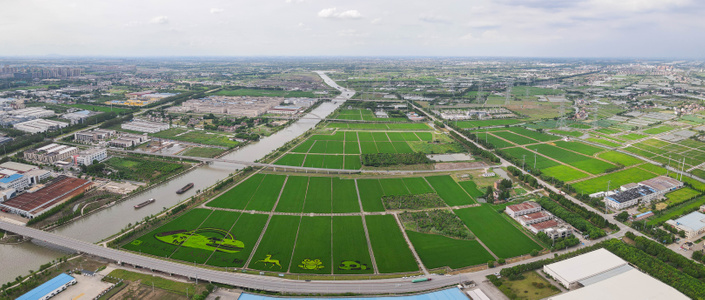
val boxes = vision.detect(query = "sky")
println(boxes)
[0,0,704,58]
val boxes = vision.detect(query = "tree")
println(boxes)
[615,211,629,222]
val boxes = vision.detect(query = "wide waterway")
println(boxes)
[0,72,352,284]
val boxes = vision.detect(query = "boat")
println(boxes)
[176,183,194,194]
[134,198,155,209]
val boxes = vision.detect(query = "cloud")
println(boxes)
[210,8,224,14]
[318,8,362,19]
[370,18,382,25]
[149,16,169,25]
[337,29,368,37]
[419,13,452,24]
[285,0,305,3]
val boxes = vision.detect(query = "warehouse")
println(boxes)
[17,273,76,300]
[0,176,91,218]
[604,185,656,210]
[121,120,169,133]
[547,268,688,300]
[666,211,705,239]
[543,248,628,289]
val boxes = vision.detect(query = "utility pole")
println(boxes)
[534,152,537,169]
[607,180,611,192]
[523,154,526,170]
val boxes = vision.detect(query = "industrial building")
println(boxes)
[62,110,98,124]
[666,211,705,239]
[604,176,683,210]
[13,119,69,133]
[516,211,552,226]
[0,175,91,218]
[24,143,79,164]
[543,248,629,289]
[108,133,148,148]
[16,273,77,300]
[121,120,169,133]
[547,265,687,300]
[74,148,107,166]
[175,96,283,117]
[7,107,55,119]
[505,201,541,218]
[74,128,116,143]
[0,174,30,191]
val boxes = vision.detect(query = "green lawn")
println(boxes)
[406,231,494,269]
[455,205,542,258]
[365,215,419,273]
[180,147,226,158]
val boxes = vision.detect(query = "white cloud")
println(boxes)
[318,8,363,19]
[285,0,305,3]
[460,33,474,40]
[210,8,224,14]
[149,16,169,25]
[370,18,382,25]
[337,29,368,37]
[419,13,452,24]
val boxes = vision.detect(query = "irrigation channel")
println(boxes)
[0,72,352,284]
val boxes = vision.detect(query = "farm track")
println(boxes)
[355,179,380,274]
[392,213,429,276]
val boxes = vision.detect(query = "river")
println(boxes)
[0,72,351,284]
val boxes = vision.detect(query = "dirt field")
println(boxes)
[434,161,487,170]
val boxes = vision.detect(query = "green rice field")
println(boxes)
[571,167,658,194]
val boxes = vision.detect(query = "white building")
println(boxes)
[666,211,705,239]
[517,211,552,226]
[604,185,658,210]
[13,119,69,133]
[24,143,79,164]
[121,120,169,133]
[0,174,30,191]
[547,268,688,300]
[543,248,629,289]
[505,201,541,218]
[8,107,55,118]
[74,148,107,166]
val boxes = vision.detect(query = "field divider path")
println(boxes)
[166,209,215,259]
[518,144,596,176]
[203,205,248,265]
[392,212,429,276]
[286,216,304,273]
[355,179,379,274]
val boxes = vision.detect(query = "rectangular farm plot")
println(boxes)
[365,215,419,273]
[207,174,265,209]
[379,178,411,195]
[169,210,239,264]
[325,141,345,154]
[357,179,385,212]
[391,142,414,153]
[400,132,421,141]
[290,216,332,274]
[292,140,314,153]
[500,147,559,170]
[572,167,658,194]
[244,174,287,211]
[474,133,515,149]
[387,132,405,142]
[344,131,358,142]
[553,141,604,156]
[332,216,373,274]
[458,181,485,199]
[406,231,494,269]
[213,212,268,266]
[415,132,433,141]
[357,132,374,142]
[402,177,434,194]
[344,142,360,154]
[308,140,327,154]
[507,127,558,142]
[275,176,309,213]
[541,165,590,182]
[302,155,325,168]
[249,215,301,272]
[303,177,332,213]
[425,176,475,206]
[376,142,396,154]
[455,206,541,258]
[332,178,361,213]
[122,209,212,259]
[598,151,643,166]
[360,142,378,154]
[274,154,305,167]
[322,155,344,169]
[372,132,390,142]
[344,156,362,170]
[492,131,537,145]
[532,144,615,174]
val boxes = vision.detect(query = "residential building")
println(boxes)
[74,148,107,166]
[24,143,79,164]
[505,201,541,218]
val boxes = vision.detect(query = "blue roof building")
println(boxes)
[17,273,76,300]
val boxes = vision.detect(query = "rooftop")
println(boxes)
[640,176,682,192]
[239,288,467,300]
[17,273,75,300]
[0,161,37,173]
[506,201,540,212]
[544,248,628,284]
[530,219,559,231]
[0,174,23,183]
[518,211,551,221]
[548,268,688,300]
[672,211,705,232]
[606,185,655,203]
